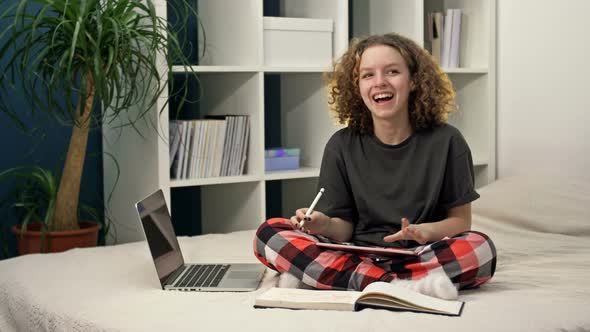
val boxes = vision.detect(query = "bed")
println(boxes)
[1,173,589,332]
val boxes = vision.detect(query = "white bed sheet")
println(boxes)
[1,173,589,332]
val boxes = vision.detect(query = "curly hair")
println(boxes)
[325,33,456,134]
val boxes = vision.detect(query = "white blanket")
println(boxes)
[1,173,589,332]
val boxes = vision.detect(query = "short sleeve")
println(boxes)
[315,133,357,222]
[438,133,480,210]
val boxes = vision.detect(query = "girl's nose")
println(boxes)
[373,73,386,86]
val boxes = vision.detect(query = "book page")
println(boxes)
[255,288,360,311]
[359,282,463,315]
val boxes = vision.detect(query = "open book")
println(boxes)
[254,282,464,316]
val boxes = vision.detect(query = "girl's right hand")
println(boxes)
[289,208,330,235]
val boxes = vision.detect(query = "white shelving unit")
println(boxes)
[103,0,496,244]
[103,0,347,243]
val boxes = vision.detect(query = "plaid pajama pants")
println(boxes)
[254,218,497,291]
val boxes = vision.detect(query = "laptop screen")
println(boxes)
[136,190,184,287]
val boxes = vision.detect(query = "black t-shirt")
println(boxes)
[315,124,480,248]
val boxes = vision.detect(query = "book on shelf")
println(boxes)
[434,8,462,68]
[234,116,249,176]
[169,121,183,172]
[210,120,227,177]
[227,116,243,176]
[217,115,234,177]
[196,121,208,178]
[428,12,444,64]
[441,8,453,67]
[186,121,194,178]
[448,9,462,68]
[188,121,200,178]
[238,116,250,175]
[169,121,180,164]
[215,119,229,177]
[254,281,464,316]
[205,115,250,177]
[202,121,214,177]
[175,121,190,179]
[169,116,250,180]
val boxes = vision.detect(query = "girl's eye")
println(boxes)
[361,73,373,79]
[388,70,400,74]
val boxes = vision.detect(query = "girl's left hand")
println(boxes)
[383,218,431,244]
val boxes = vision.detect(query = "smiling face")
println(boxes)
[358,44,414,126]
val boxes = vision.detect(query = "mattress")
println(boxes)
[1,172,589,332]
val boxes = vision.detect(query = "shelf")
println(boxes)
[473,158,489,167]
[444,67,488,74]
[171,65,332,73]
[169,174,262,187]
[172,65,261,73]
[264,167,321,181]
[262,66,330,73]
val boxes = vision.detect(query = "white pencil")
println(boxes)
[300,188,325,228]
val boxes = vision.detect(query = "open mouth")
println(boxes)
[372,93,393,104]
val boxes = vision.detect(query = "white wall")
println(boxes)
[497,0,590,178]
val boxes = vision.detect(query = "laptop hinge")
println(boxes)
[162,265,186,287]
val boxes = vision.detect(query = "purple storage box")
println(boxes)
[265,148,300,171]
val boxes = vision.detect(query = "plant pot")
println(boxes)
[11,221,101,255]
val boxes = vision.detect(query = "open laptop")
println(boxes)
[135,189,265,292]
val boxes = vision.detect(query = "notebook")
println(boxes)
[314,234,424,257]
[315,242,421,257]
[135,189,265,292]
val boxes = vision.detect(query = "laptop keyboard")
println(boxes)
[176,264,230,288]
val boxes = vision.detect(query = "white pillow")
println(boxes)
[472,172,590,237]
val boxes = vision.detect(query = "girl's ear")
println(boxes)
[410,80,416,91]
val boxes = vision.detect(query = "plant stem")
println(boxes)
[51,74,95,231]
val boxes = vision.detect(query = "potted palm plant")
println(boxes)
[0,0,200,253]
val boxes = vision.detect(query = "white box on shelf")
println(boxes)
[263,17,333,67]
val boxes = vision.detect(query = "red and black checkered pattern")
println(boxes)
[254,218,496,291]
